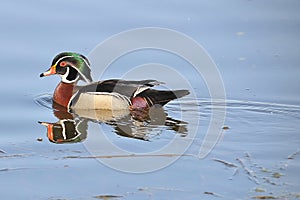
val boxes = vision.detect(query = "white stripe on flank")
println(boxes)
[133,86,150,97]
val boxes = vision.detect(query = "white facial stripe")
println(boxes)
[55,55,91,70]
[68,62,91,83]
[60,67,79,83]
[55,55,73,66]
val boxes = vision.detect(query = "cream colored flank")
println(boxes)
[72,92,130,110]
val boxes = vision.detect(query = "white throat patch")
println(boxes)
[60,67,79,83]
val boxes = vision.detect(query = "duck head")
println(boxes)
[40,52,93,83]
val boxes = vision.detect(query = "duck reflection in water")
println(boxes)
[38,52,189,143]
[38,101,188,144]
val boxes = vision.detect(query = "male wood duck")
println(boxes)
[40,52,189,110]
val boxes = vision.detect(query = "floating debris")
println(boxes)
[295,193,300,198]
[204,191,214,195]
[252,195,276,199]
[0,167,30,172]
[138,186,187,192]
[212,158,237,168]
[245,152,251,158]
[0,154,31,158]
[204,191,222,197]
[94,195,122,199]
[231,168,239,179]
[260,167,270,173]
[37,138,43,142]
[236,158,259,184]
[213,158,239,180]
[287,149,300,160]
[255,188,266,193]
[263,177,277,186]
[272,172,283,178]
[222,126,230,130]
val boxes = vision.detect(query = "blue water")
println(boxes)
[0,0,300,199]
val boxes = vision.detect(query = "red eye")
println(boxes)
[60,61,67,67]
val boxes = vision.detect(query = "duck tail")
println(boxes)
[138,89,189,106]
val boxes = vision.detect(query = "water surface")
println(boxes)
[0,0,299,199]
